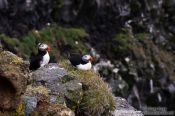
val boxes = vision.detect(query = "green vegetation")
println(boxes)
[113,33,131,52]
[60,60,116,115]
[0,34,19,47]
[105,32,131,58]
[0,25,89,59]
[105,32,150,59]
[134,33,150,41]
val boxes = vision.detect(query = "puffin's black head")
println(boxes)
[37,43,52,53]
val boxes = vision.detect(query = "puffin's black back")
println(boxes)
[69,53,88,66]
[29,50,47,70]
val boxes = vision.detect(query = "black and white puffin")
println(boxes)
[29,43,52,70]
[69,53,93,70]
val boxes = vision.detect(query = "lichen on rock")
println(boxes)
[31,101,75,116]
[0,50,29,111]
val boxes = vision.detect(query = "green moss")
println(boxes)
[20,25,88,59]
[61,75,74,84]
[64,28,88,39]
[53,26,88,51]
[134,33,150,41]
[108,33,131,58]
[113,33,130,50]
[106,32,150,59]
[0,34,19,47]
[60,60,116,115]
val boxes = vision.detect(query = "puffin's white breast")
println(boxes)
[76,62,92,70]
[40,52,50,67]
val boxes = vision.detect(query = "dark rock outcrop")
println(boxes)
[0,0,52,37]
[57,0,175,50]
[112,97,143,116]
[96,35,175,111]
[0,50,29,110]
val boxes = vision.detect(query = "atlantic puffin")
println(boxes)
[69,53,93,70]
[29,43,52,70]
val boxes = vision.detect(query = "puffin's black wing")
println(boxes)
[69,53,83,66]
[29,54,42,70]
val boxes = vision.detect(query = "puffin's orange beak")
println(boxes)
[89,56,95,62]
[47,46,52,52]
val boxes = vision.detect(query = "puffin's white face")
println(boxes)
[38,43,48,51]
[82,55,92,62]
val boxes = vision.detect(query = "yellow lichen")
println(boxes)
[15,102,25,116]
[0,51,23,65]
[11,57,24,65]
[26,85,49,97]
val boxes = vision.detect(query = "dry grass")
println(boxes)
[59,60,116,115]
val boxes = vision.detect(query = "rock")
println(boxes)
[0,50,29,110]
[112,97,143,116]
[0,0,8,10]
[0,0,52,37]
[109,78,129,98]
[31,101,75,116]
[23,96,37,116]
[27,62,116,115]
[31,63,67,87]
[30,63,83,103]
[24,63,83,115]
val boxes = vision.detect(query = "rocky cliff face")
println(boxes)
[0,0,52,37]
[0,51,143,116]
[1,0,175,47]
[55,0,175,50]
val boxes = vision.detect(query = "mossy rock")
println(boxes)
[31,101,75,116]
[0,51,29,111]
[60,60,116,116]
